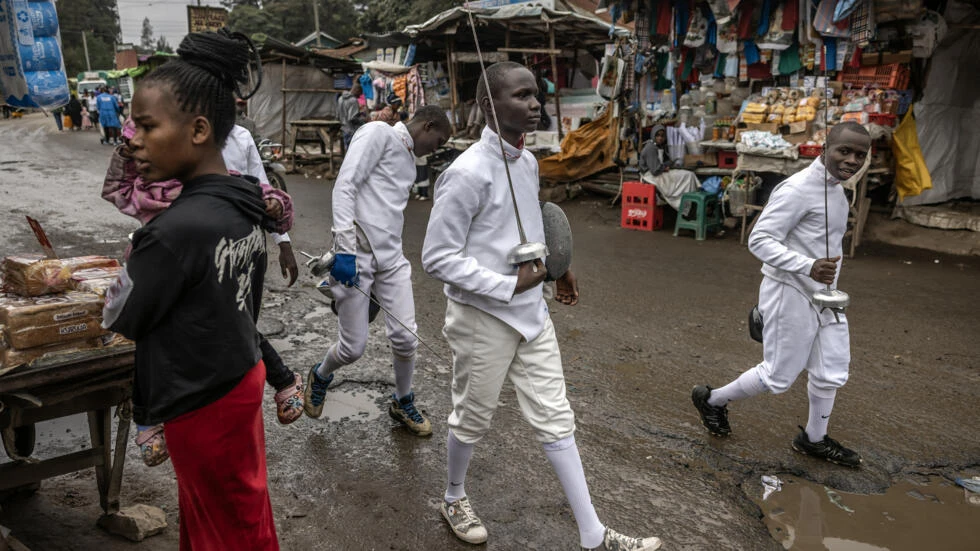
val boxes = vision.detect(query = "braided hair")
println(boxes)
[141,29,260,145]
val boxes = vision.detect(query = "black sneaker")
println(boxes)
[791,426,862,468]
[691,385,731,437]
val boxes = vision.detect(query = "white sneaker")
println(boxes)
[441,497,488,544]
[584,527,662,551]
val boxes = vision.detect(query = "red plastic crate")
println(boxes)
[839,63,910,90]
[621,181,663,231]
[868,113,898,126]
[717,150,738,169]
[799,144,823,158]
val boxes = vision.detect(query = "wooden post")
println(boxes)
[505,28,511,61]
[548,27,563,142]
[280,58,287,147]
[446,36,458,132]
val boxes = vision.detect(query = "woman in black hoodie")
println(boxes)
[102,30,279,550]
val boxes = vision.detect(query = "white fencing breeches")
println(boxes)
[756,277,850,397]
[330,245,418,365]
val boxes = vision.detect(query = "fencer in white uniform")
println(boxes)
[692,122,872,468]
[423,61,662,551]
[303,108,451,437]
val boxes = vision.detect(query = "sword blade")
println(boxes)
[348,283,451,365]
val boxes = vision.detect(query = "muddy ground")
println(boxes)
[1,114,978,550]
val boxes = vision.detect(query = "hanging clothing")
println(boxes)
[738,0,758,39]
[359,73,374,100]
[782,0,800,30]
[777,42,803,74]
[757,0,773,36]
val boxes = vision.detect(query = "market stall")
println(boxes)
[0,252,134,519]
[595,0,948,251]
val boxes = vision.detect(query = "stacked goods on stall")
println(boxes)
[0,255,129,374]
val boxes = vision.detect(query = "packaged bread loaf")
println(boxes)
[71,267,123,297]
[0,292,108,349]
[0,335,109,375]
[2,255,120,296]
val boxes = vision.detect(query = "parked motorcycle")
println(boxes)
[258,139,287,192]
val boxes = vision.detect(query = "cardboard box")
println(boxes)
[683,154,718,168]
[861,51,912,66]
[737,122,780,134]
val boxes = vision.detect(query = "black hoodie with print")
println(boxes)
[106,174,272,426]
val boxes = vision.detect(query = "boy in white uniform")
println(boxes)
[423,61,662,551]
[304,106,451,436]
[692,122,871,468]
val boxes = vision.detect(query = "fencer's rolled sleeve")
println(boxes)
[749,186,816,276]
[422,169,518,303]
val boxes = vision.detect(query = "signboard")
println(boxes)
[463,0,556,9]
[186,6,228,34]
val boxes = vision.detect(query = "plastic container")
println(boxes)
[717,150,738,168]
[839,63,910,90]
[621,182,663,231]
[799,144,823,157]
[705,91,717,115]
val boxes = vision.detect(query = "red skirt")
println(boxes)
[164,361,279,550]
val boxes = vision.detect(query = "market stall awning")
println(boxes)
[404,2,630,49]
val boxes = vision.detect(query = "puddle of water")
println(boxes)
[753,475,980,551]
[320,386,384,423]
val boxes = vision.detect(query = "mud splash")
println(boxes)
[750,474,980,550]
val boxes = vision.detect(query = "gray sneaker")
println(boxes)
[584,528,662,551]
[441,496,488,544]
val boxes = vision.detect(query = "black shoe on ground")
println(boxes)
[691,385,731,437]
[791,426,862,468]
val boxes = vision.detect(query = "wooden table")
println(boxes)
[0,346,135,515]
[288,119,343,175]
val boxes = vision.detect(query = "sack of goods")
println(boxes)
[0,255,130,375]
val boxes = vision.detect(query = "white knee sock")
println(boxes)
[805,383,836,443]
[543,436,605,549]
[392,352,415,400]
[445,430,474,503]
[316,346,344,378]
[708,367,768,407]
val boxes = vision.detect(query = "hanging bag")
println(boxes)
[892,106,933,201]
[683,7,709,48]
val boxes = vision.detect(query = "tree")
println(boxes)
[56,0,121,75]
[140,17,154,50]
[228,4,284,39]
[358,0,461,34]
[155,36,174,53]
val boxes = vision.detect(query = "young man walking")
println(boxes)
[423,61,662,551]
[692,122,872,468]
[305,106,451,436]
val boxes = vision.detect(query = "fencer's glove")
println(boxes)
[330,253,359,287]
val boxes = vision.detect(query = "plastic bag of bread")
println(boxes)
[1,335,110,375]
[0,292,109,349]
[2,255,120,297]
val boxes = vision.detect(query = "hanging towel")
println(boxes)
[782,0,800,30]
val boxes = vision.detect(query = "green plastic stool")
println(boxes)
[673,191,724,240]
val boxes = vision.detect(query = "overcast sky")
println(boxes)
[116,0,227,48]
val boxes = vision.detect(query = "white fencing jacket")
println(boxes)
[331,121,416,270]
[749,157,848,299]
[222,124,289,244]
[423,127,549,342]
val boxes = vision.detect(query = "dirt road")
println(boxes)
[2,114,978,550]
